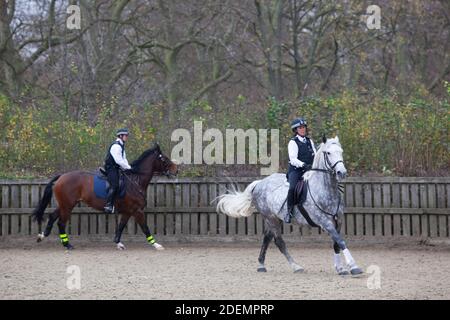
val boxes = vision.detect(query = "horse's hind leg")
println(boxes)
[272,220,304,273]
[257,228,274,272]
[52,181,78,250]
[274,235,304,273]
[37,208,60,242]
[57,212,74,250]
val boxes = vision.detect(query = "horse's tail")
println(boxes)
[216,180,261,218]
[32,175,61,225]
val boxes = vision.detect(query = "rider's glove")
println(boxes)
[124,168,137,174]
[290,159,304,168]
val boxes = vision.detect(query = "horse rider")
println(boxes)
[285,117,317,223]
[103,128,132,214]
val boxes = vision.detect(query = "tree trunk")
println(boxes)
[0,0,23,98]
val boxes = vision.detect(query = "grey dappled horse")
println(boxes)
[216,136,363,276]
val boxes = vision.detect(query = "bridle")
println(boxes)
[122,172,147,206]
[323,151,344,174]
[157,153,175,177]
[308,148,344,176]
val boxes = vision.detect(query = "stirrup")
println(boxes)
[104,206,115,214]
[285,204,294,223]
[284,212,292,223]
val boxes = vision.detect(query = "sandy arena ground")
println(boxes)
[1,239,449,300]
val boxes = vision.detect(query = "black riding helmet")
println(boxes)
[291,118,307,132]
[116,128,129,136]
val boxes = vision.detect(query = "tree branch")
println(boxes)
[187,69,233,106]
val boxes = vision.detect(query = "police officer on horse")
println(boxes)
[285,118,317,223]
[104,128,132,214]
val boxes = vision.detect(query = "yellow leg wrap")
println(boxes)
[147,235,155,244]
[59,234,69,244]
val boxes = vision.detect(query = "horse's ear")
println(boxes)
[154,142,161,152]
[322,134,327,144]
[335,136,339,142]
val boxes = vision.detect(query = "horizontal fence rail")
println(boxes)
[0,177,449,240]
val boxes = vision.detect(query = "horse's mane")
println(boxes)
[131,146,159,169]
[312,143,325,168]
[304,145,324,181]
[304,137,342,181]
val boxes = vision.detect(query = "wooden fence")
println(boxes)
[0,177,449,241]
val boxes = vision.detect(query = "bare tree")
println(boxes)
[0,0,86,98]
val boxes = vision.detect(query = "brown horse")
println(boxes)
[32,143,178,250]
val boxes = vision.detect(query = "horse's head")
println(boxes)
[321,135,347,181]
[152,143,178,177]
[131,143,178,178]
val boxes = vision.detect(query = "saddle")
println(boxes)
[94,168,126,199]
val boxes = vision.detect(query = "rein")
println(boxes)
[122,172,147,207]
[122,152,173,207]
[306,180,341,218]
[304,151,344,219]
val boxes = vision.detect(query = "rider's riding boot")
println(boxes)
[285,189,295,223]
[104,188,116,214]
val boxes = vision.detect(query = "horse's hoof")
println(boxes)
[116,242,126,250]
[350,267,363,276]
[336,267,350,276]
[64,244,74,250]
[36,233,44,243]
[293,267,304,273]
[257,267,267,273]
[152,243,164,251]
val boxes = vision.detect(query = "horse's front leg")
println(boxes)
[322,219,363,276]
[114,215,130,250]
[134,210,164,250]
[332,218,350,275]
[333,241,349,275]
